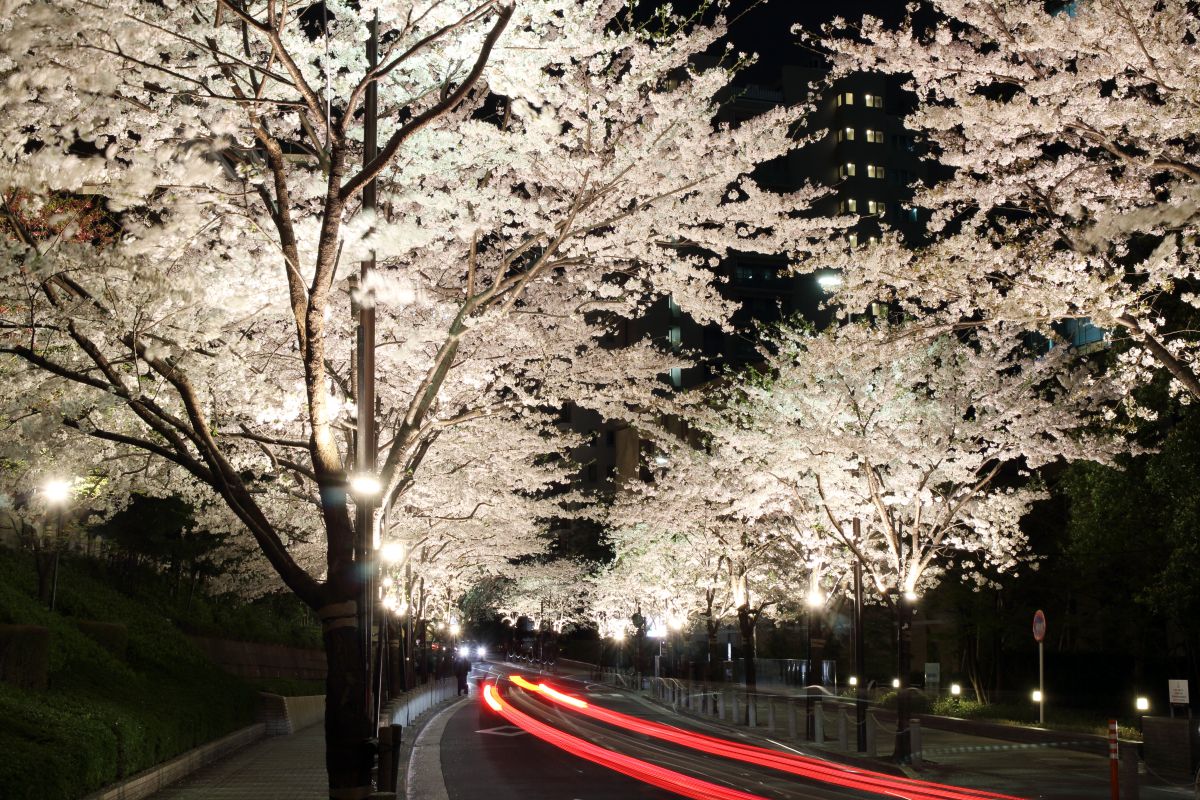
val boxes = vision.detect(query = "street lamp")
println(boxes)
[42,480,71,612]
[950,682,962,697]
[349,473,382,497]
[380,541,404,564]
[1135,696,1149,712]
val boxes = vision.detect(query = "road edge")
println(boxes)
[404,695,468,800]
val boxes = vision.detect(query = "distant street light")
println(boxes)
[892,678,901,689]
[849,676,858,686]
[43,480,71,504]
[1135,696,1150,712]
[1031,689,1043,703]
[449,621,461,637]
[950,683,962,697]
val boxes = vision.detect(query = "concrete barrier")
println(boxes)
[257,693,324,735]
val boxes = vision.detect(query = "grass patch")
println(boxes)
[929,696,1141,739]
[0,550,261,800]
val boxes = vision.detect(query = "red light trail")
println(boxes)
[507,676,1029,800]
[481,683,770,800]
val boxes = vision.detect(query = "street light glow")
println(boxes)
[43,480,71,504]
[1031,689,1043,703]
[349,473,381,496]
[892,678,900,688]
[380,541,404,564]
[904,590,919,602]
[1135,696,1149,712]
[950,683,962,696]
[449,622,461,637]
[816,272,843,291]
[848,676,858,686]
[807,589,824,608]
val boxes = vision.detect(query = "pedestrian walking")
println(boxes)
[455,653,470,696]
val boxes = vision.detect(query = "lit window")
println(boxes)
[668,296,681,317]
[866,164,885,179]
[837,127,855,142]
[840,162,856,178]
[908,207,920,222]
[848,233,858,247]
[668,326,681,350]
[836,92,854,106]
[840,198,858,214]
[669,367,682,388]
[867,200,885,216]
[865,128,884,143]
[868,235,879,245]
[863,93,884,108]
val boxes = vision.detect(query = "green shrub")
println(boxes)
[930,695,988,717]
[877,688,931,714]
[74,621,128,660]
[0,550,258,800]
[0,625,49,690]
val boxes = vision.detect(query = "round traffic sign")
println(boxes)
[1032,609,1047,643]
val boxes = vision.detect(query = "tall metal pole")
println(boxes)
[49,507,64,612]
[1038,640,1045,725]
[853,517,866,751]
[356,12,380,735]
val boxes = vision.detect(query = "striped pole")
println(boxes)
[1108,719,1119,800]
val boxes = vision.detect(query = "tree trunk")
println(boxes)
[893,594,913,763]
[737,604,757,692]
[320,598,374,800]
[706,617,720,682]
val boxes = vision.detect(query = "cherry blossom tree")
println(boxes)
[603,441,815,688]
[702,320,1123,759]
[822,0,1200,400]
[1,0,832,789]
[0,0,835,786]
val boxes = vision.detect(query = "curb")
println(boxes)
[83,723,267,800]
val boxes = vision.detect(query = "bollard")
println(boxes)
[732,693,740,725]
[748,694,757,727]
[378,724,394,794]
[767,698,776,733]
[814,701,825,743]
[910,719,923,767]
[837,707,848,751]
[865,710,877,757]
[787,703,798,739]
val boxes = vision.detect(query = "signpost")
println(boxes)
[1168,679,1190,718]
[1033,610,1047,725]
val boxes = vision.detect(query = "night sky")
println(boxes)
[687,0,908,82]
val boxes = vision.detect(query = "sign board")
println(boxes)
[1168,679,1190,705]
[924,662,941,690]
[1032,609,1047,643]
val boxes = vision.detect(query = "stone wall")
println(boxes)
[189,636,325,681]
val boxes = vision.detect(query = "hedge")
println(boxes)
[0,550,259,800]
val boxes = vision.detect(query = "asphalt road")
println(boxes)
[439,663,884,800]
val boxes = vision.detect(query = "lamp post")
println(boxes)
[852,518,867,751]
[43,480,71,612]
[806,585,823,738]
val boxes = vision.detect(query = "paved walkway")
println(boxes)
[148,724,326,800]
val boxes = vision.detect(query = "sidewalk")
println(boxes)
[147,724,326,800]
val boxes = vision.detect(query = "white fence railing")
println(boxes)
[383,676,457,727]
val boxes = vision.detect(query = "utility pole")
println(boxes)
[355,12,380,736]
